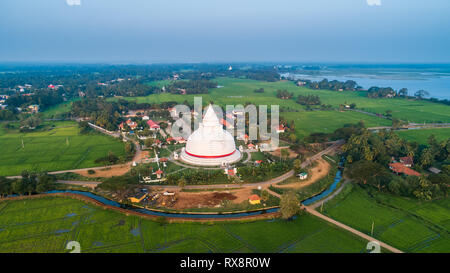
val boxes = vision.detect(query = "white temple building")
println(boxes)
[180,105,241,166]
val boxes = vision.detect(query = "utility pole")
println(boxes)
[371,221,374,236]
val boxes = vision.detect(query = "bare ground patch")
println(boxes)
[274,158,330,189]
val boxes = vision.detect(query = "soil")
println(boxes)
[75,164,131,178]
[274,158,331,189]
[170,191,240,209]
[269,148,298,159]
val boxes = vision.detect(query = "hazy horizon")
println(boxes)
[1,0,450,63]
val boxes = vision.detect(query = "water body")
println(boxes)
[41,167,345,219]
[281,64,450,100]
[46,190,279,219]
[301,161,344,206]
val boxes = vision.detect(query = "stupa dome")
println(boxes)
[180,105,241,166]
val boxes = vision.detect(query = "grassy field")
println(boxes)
[40,99,78,119]
[395,128,450,145]
[321,183,450,253]
[133,78,450,123]
[0,121,126,176]
[0,196,377,253]
[281,111,391,139]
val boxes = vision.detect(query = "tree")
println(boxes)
[261,190,270,202]
[0,177,12,197]
[392,118,406,130]
[289,133,297,143]
[178,178,187,189]
[398,88,408,97]
[280,191,300,220]
[281,149,290,161]
[21,115,42,129]
[11,179,24,195]
[78,121,92,134]
[293,159,302,172]
[144,138,155,148]
[346,160,390,191]
[419,148,434,168]
[125,142,135,155]
[36,174,54,193]
[414,90,429,99]
[413,176,434,200]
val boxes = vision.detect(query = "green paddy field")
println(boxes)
[0,196,375,253]
[0,121,125,176]
[129,77,450,124]
[321,184,450,253]
[395,128,450,145]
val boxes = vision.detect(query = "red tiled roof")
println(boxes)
[220,118,232,127]
[249,194,261,201]
[160,157,168,162]
[400,156,414,165]
[154,169,163,174]
[389,163,420,176]
[147,119,160,129]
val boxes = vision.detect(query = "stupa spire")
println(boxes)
[203,104,219,125]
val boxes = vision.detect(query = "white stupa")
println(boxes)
[180,105,241,166]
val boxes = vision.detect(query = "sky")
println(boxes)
[1,0,450,63]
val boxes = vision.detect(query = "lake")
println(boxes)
[281,64,450,100]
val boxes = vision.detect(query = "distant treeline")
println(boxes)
[295,78,450,105]
[165,79,217,94]
[299,79,361,92]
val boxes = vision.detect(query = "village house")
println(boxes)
[399,156,414,167]
[154,169,164,179]
[237,133,250,144]
[147,119,160,131]
[224,167,237,177]
[428,167,442,174]
[247,143,256,150]
[226,113,235,121]
[220,118,234,129]
[119,119,138,131]
[389,162,420,177]
[276,125,285,133]
[298,172,308,180]
[248,194,261,205]
[152,139,162,148]
[28,104,40,113]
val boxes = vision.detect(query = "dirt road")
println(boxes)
[304,205,403,253]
